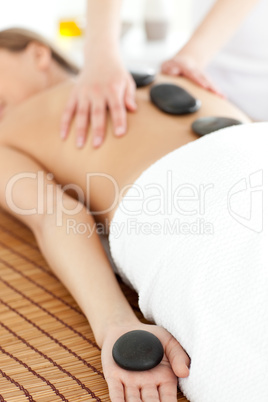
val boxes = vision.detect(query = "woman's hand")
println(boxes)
[60,58,137,149]
[101,322,190,401]
[161,53,224,97]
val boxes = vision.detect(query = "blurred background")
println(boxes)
[0,0,193,70]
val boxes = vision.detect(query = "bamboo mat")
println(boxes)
[0,207,188,402]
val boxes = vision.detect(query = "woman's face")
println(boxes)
[0,44,50,119]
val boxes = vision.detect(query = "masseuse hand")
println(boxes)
[161,53,224,97]
[101,322,190,401]
[60,57,137,148]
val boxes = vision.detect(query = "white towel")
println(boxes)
[109,122,268,401]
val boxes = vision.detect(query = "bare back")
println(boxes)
[0,74,250,223]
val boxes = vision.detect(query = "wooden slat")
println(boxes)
[0,208,188,401]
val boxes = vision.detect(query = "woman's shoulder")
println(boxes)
[37,79,75,113]
[0,80,74,145]
[19,79,75,119]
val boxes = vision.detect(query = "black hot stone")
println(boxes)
[192,116,243,136]
[131,70,156,88]
[150,83,201,115]
[112,330,164,371]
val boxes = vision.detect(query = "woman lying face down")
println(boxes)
[0,28,250,224]
[0,28,261,402]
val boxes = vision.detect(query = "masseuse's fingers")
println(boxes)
[75,95,91,148]
[124,77,137,112]
[60,90,77,140]
[107,84,127,137]
[107,74,137,137]
[60,59,138,148]
[161,59,182,76]
[186,69,224,98]
[161,57,225,97]
[91,100,106,148]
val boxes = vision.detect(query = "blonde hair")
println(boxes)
[0,27,79,75]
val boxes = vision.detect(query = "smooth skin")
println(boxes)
[0,43,250,401]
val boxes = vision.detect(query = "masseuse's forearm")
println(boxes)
[84,0,122,62]
[179,0,260,67]
[35,195,138,348]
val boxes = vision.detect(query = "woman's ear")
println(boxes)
[26,42,52,71]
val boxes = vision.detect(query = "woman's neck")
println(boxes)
[48,61,74,87]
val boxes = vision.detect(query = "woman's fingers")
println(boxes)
[60,92,77,140]
[107,377,125,402]
[124,385,142,401]
[102,324,187,402]
[91,99,106,148]
[165,336,190,378]
[75,95,91,148]
[140,384,160,401]
[158,382,178,402]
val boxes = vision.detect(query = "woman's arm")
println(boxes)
[0,144,137,345]
[0,144,190,401]
[85,0,122,51]
[60,0,137,149]
[162,0,260,92]
[179,0,260,67]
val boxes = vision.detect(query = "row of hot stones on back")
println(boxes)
[131,69,242,136]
